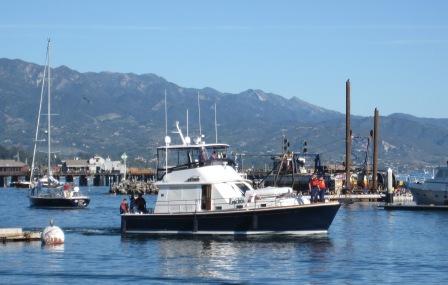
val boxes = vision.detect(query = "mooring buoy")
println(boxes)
[41,219,65,245]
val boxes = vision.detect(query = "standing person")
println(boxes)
[318,176,327,202]
[129,195,135,213]
[198,147,208,165]
[120,198,129,214]
[309,174,319,203]
[135,193,147,213]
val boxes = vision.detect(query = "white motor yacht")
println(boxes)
[121,124,340,236]
[409,166,448,205]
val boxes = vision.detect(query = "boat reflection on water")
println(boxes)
[123,235,333,281]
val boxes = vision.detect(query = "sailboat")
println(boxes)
[28,39,90,208]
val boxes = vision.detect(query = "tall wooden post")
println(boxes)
[345,79,352,191]
[372,108,379,191]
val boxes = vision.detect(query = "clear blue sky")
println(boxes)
[1,0,447,118]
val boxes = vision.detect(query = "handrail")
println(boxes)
[153,192,300,214]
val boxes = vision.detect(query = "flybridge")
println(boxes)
[156,123,230,180]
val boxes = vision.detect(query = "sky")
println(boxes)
[1,0,447,118]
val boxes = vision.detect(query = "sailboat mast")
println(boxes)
[30,42,49,184]
[47,39,52,176]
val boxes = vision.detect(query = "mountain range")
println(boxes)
[1,57,447,169]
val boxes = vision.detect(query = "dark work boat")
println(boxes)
[121,121,340,236]
[28,39,90,209]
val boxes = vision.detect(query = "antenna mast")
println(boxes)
[214,103,218,143]
[164,89,170,181]
[165,89,168,137]
[186,109,189,137]
[197,91,202,137]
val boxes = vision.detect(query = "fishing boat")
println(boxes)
[28,39,90,208]
[408,166,448,205]
[121,95,340,235]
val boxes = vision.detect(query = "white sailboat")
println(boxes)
[29,39,90,208]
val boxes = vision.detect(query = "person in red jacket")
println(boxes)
[120,198,129,214]
[318,176,327,202]
[309,174,320,203]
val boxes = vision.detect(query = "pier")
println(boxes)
[0,163,155,188]
[0,228,41,243]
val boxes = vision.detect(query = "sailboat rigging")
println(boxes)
[28,39,90,208]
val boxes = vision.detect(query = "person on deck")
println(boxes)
[309,174,320,203]
[129,195,135,213]
[135,193,147,213]
[198,147,208,165]
[120,198,129,214]
[318,176,327,202]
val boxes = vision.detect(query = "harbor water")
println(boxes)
[1,187,447,284]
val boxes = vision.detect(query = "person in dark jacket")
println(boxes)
[129,195,135,213]
[135,193,147,213]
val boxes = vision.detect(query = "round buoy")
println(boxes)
[41,220,65,245]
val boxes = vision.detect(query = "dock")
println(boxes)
[381,204,448,211]
[0,228,41,243]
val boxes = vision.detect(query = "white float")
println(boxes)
[41,220,65,245]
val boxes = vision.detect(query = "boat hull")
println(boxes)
[121,202,340,235]
[409,185,448,205]
[29,196,90,208]
[9,182,32,189]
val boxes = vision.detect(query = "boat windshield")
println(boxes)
[157,145,229,179]
[235,182,251,194]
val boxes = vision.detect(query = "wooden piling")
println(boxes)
[372,108,379,192]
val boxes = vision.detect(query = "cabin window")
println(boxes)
[235,183,251,194]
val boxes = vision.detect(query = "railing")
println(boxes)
[152,193,302,214]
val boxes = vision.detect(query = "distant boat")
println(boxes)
[408,166,448,205]
[28,39,90,209]
[9,181,33,189]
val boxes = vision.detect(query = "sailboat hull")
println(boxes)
[29,196,90,208]
[121,202,340,235]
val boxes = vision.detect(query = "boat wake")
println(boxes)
[24,227,121,236]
